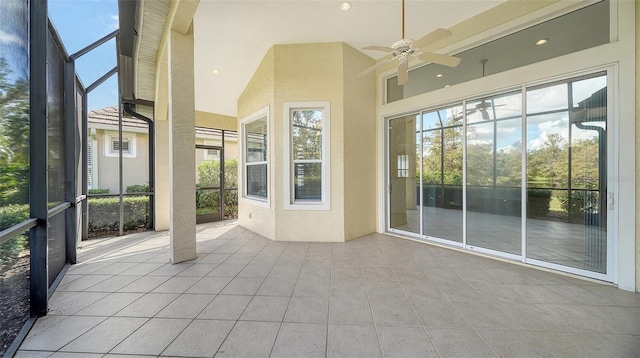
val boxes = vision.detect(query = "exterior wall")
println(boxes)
[273,43,346,242]
[94,129,149,193]
[196,111,237,131]
[237,47,276,240]
[155,46,171,231]
[636,0,640,293]
[195,137,239,161]
[377,0,637,291]
[238,43,377,242]
[342,43,377,240]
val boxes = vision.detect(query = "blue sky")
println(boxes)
[49,0,119,111]
[0,1,29,82]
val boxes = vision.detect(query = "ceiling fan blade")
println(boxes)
[356,57,395,78]
[413,28,452,49]
[397,61,408,86]
[480,108,490,120]
[362,45,394,52]
[419,52,461,67]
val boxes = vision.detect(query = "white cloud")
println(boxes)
[109,14,119,30]
[0,29,26,47]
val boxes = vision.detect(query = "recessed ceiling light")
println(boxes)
[535,38,549,46]
[211,69,220,75]
[436,74,443,78]
[444,85,451,88]
[340,1,352,11]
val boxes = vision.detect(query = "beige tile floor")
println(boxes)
[15,220,640,358]
[396,207,607,272]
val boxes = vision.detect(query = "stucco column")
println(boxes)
[167,25,196,263]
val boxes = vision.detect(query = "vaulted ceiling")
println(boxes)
[193,1,505,117]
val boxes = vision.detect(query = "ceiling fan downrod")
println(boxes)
[402,0,405,39]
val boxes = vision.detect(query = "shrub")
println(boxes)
[557,189,599,224]
[88,188,110,195]
[0,204,30,265]
[88,196,149,231]
[526,189,552,218]
[0,204,29,232]
[0,164,29,206]
[196,159,238,218]
[126,184,150,193]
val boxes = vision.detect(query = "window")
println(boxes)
[397,155,409,177]
[284,102,330,210]
[204,148,220,160]
[104,131,137,158]
[240,107,269,205]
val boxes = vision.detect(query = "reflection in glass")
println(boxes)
[291,108,324,202]
[421,106,463,242]
[466,92,522,255]
[386,1,609,103]
[526,73,607,273]
[244,117,267,200]
[246,164,267,198]
[388,114,420,234]
[294,163,322,200]
[0,1,31,350]
[292,109,322,160]
[245,117,267,163]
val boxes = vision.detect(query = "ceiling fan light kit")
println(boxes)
[357,0,461,86]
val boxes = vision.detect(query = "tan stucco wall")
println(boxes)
[342,43,377,240]
[95,130,150,193]
[238,43,376,242]
[273,43,346,242]
[154,46,171,231]
[635,2,640,292]
[196,111,237,131]
[237,48,276,240]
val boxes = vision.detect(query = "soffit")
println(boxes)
[135,0,171,102]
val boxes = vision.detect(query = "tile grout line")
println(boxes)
[212,236,291,357]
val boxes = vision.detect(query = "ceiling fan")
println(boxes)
[357,0,461,86]
[464,59,505,120]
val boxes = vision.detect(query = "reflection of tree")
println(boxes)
[292,110,322,160]
[496,141,522,186]
[291,110,323,199]
[0,58,29,205]
[421,125,463,185]
[570,136,599,189]
[527,133,569,188]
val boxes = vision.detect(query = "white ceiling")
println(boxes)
[193,0,505,117]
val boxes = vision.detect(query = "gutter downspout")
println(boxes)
[122,99,155,230]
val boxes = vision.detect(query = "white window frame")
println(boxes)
[104,131,137,158]
[284,101,331,210]
[240,106,270,208]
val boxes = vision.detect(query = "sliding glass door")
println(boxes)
[466,91,522,255]
[525,73,608,273]
[386,70,610,279]
[420,106,463,243]
[388,114,420,234]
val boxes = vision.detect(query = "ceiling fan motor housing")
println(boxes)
[391,38,415,58]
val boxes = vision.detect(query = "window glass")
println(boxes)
[245,117,267,163]
[242,111,268,201]
[292,109,322,160]
[285,103,330,208]
[294,162,322,200]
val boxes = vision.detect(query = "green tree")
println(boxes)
[0,58,30,205]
